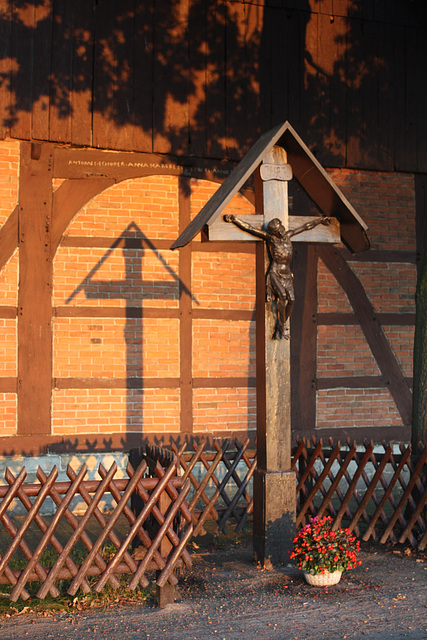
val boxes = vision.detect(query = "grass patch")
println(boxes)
[0,577,156,617]
[0,542,157,618]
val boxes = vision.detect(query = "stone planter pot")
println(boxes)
[303,570,342,586]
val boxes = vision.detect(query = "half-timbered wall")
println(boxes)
[0,140,417,454]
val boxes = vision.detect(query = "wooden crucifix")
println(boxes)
[171,122,368,567]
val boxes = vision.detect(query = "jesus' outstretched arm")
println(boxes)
[224,214,268,240]
[288,216,331,238]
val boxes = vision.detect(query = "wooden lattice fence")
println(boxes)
[292,438,427,551]
[0,452,192,606]
[0,437,425,605]
[156,438,425,552]
[174,438,257,536]
[129,439,257,538]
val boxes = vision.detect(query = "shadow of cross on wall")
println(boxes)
[66,222,196,432]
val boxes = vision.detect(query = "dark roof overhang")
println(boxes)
[171,121,369,253]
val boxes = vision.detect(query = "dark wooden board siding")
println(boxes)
[30,1,52,142]
[396,28,420,171]
[205,0,227,158]
[0,0,12,140]
[49,0,73,143]
[345,17,364,169]
[112,0,135,152]
[300,8,318,150]
[331,0,351,17]
[376,20,395,172]
[244,2,263,149]
[392,23,407,172]
[360,19,386,170]
[260,6,275,133]
[132,0,154,152]
[152,0,189,155]
[224,1,248,162]
[71,0,95,147]
[0,1,425,172]
[92,0,117,150]
[187,0,208,158]
[268,7,297,132]
[316,13,347,167]
[316,0,333,14]
[400,26,419,173]
[9,0,34,140]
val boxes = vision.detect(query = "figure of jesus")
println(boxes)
[224,214,331,339]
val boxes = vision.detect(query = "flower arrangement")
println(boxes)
[290,516,361,575]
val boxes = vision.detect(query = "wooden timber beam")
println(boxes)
[17,143,53,435]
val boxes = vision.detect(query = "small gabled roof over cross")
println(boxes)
[171,121,369,254]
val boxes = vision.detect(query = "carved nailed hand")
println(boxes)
[224,214,236,223]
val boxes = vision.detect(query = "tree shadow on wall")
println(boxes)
[0,0,415,166]
[66,222,197,434]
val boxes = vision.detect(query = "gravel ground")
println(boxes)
[1,542,426,640]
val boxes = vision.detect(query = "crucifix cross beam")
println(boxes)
[207,212,340,243]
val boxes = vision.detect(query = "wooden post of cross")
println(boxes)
[170,121,369,568]
[253,145,296,566]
